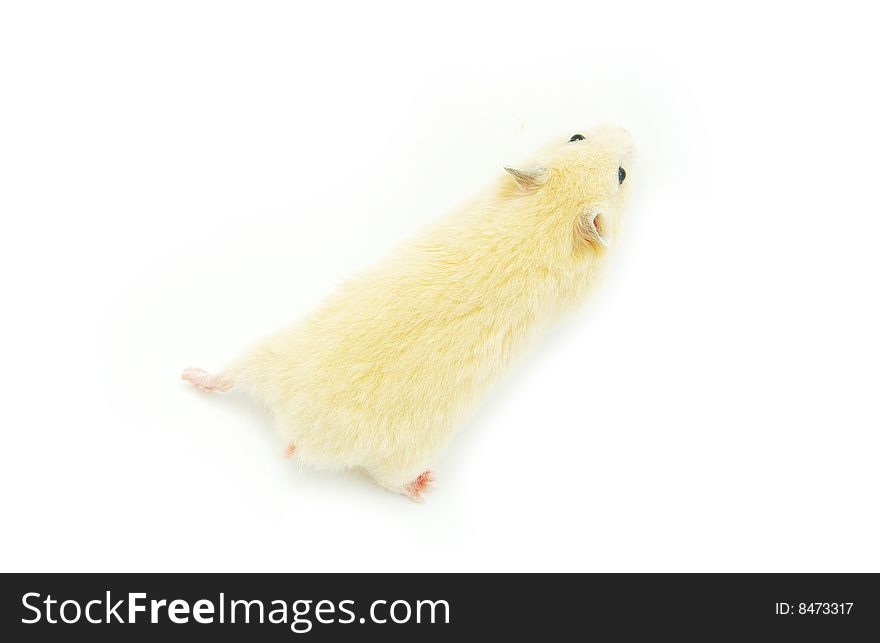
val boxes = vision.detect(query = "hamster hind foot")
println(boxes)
[181,367,234,393]
[374,470,436,503]
[404,470,436,502]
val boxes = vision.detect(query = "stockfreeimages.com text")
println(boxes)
[22,592,450,634]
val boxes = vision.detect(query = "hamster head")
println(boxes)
[503,124,635,255]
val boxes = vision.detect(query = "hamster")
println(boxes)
[182,125,635,500]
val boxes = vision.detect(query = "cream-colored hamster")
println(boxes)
[183,125,635,500]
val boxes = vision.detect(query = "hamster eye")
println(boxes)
[618,166,626,184]
[569,134,585,142]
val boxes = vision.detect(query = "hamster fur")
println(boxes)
[182,125,635,500]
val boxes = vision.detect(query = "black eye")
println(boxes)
[618,166,626,184]
[569,134,585,142]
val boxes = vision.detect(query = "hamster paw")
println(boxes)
[404,470,436,503]
[371,469,436,502]
[282,443,297,459]
[181,367,234,393]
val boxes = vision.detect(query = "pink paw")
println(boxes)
[181,367,232,393]
[282,443,297,459]
[404,470,435,502]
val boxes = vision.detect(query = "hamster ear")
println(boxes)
[576,206,609,247]
[504,166,546,191]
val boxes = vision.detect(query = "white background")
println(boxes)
[1,1,878,572]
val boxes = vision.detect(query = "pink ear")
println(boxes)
[504,166,546,191]
[576,208,609,247]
